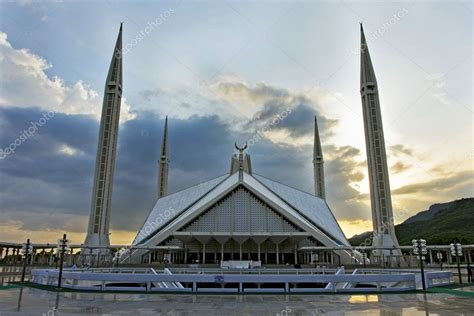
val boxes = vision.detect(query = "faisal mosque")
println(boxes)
[82,23,401,265]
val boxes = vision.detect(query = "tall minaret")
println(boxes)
[313,116,325,199]
[359,24,400,254]
[84,24,123,252]
[157,116,169,198]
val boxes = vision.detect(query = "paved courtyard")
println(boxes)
[0,286,473,316]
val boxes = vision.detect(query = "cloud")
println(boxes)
[388,144,413,157]
[15,0,32,6]
[209,77,338,142]
[0,105,372,241]
[210,77,289,106]
[392,170,474,196]
[390,161,411,174]
[324,144,370,221]
[0,31,136,122]
[0,29,469,243]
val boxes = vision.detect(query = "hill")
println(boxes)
[349,198,474,246]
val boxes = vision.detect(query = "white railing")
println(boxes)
[352,268,453,289]
[30,268,442,293]
[168,267,338,275]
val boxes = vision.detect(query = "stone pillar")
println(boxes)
[276,244,279,265]
[294,246,298,265]
[265,244,268,264]
[257,243,261,262]
[4,248,9,264]
[202,244,206,264]
[48,249,53,266]
[184,244,188,264]
[448,251,453,264]
[14,248,19,264]
[31,249,36,265]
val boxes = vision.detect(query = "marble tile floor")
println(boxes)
[0,286,473,316]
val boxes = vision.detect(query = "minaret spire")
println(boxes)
[157,116,169,198]
[313,116,325,199]
[359,24,401,255]
[84,24,123,254]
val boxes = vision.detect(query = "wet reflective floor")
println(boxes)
[0,286,473,316]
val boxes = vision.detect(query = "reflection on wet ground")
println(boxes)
[0,286,473,315]
[1,269,474,315]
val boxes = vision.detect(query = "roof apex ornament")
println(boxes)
[234,142,247,171]
[234,142,248,152]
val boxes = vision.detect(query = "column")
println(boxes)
[202,244,206,264]
[294,245,298,265]
[14,248,19,264]
[239,243,242,261]
[257,243,261,262]
[265,244,268,264]
[276,244,279,265]
[31,249,36,265]
[4,248,9,264]
[184,244,188,264]
[221,243,224,262]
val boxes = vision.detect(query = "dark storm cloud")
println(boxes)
[246,96,338,139]
[0,107,238,232]
[0,106,371,234]
[324,144,369,221]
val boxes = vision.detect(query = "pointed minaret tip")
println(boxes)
[158,116,170,198]
[313,115,325,199]
[360,22,377,86]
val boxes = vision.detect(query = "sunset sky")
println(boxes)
[0,0,472,244]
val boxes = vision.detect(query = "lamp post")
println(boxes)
[57,234,70,288]
[412,239,427,291]
[20,239,33,283]
[450,242,463,284]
